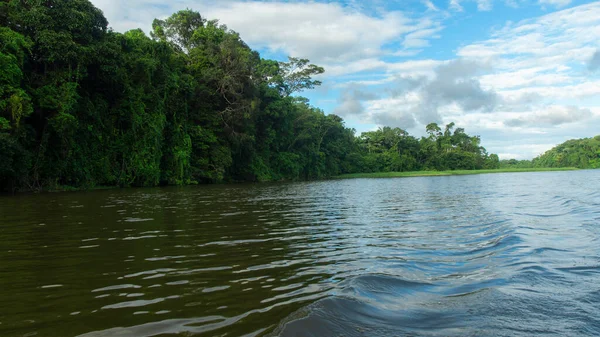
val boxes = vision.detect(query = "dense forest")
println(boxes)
[501,135,600,169]
[0,0,502,192]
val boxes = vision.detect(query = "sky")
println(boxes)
[90,0,600,159]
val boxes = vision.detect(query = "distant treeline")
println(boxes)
[500,135,600,170]
[0,1,501,191]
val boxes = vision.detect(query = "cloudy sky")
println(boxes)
[90,0,600,159]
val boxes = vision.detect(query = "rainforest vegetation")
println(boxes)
[0,0,593,192]
[500,135,600,170]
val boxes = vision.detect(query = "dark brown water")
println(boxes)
[1,171,599,337]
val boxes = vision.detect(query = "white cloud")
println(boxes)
[447,0,493,12]
[333,86,379,117]
[325,58,388,77]
[504,0,522,8]
[365,97,419,129]
[479,66,577,90]
[538,0,572,8]
[202,2,413,63]
[335,59,497,128]
[386,59,444,77]
[477,0,493,11]
[447,2,600,157]
[90,0,600,159]
[403,25,444,49]
[92,1,442,65]
[504,105,593,127]
[449,0,464,11]
[423,0,440,11]
[458,2,600,70]
[496,144,556,159]
[499,81,600,101]
[346,2,600,158]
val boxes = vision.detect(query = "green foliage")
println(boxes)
[532,135,600,169]
[0,27,32,130]
[355,123,496,173]
[501,135,600,170]
[274,57,325,97]
[0,2,502,192]
[499,159,533,169]
[337,167,579,179]
[151,9,204,52]
[0,131,31,191]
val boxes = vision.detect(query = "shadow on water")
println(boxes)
[0,170,599,336]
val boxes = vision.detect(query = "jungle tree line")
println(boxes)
[500,135,600,169]
[353,123,499,173]
[0,1,500,192]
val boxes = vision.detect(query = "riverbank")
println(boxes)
[2,167,581,194]
[335,167,579,179]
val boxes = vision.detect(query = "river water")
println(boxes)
[1,171,599,337]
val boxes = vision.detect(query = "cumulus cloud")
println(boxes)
[363,3,600,137]
[495,143,558,160]
[89,0,600,159]
[334,84,418,129]
[427,60,495,104]
[504,105,592,127]
[386,75,428,97]
[455,1,600,129]
[367,0,600,155]
[333,87,379,117]
[497,92,543,111]
[479,66,575,90]
[499,81,600,101]
[372,109,418,129]
[91,0,442,67]
[399,59,497,123]
[203,2,414,63]
[354,59,497,128]
[368,3,600,158]
[367,98,418,129]
[445,110,600,159]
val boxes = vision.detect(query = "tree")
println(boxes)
[0,1,504,192]
[151,9,204,53]
[0,27,32,131]
[426,122,442,139]
[276,57,325,97]
[533,136,600,169]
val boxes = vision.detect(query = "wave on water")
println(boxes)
[1,171,600,337]
[271,173,600,337]
[273,267,600,337]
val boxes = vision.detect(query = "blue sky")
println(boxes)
[90,0,600,159]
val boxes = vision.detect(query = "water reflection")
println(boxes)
[0,170,599,336]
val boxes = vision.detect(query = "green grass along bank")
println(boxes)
[335,167,580,179]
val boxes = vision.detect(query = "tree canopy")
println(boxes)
[0,1,503,192]
[532,136,600,169]
[499,135,600,170]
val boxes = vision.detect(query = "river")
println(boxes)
[1,170,599,336]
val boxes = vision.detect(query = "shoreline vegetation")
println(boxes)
[5,167,579,195]
[335,167,580,179]
[1,1,598,193]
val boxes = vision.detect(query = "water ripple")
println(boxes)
[0,170,599,336]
